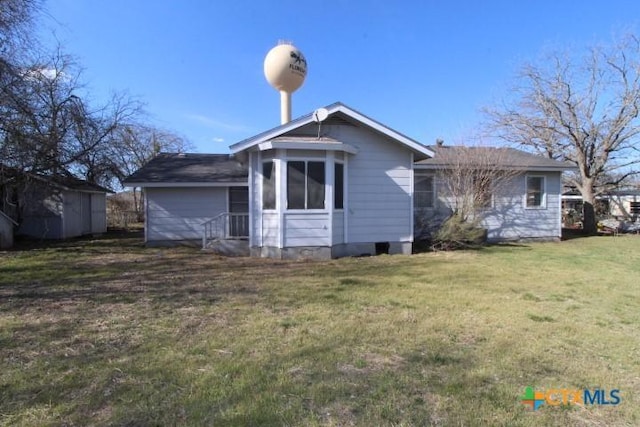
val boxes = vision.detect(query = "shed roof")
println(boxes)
[123,153,248,186]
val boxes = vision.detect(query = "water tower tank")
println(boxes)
[264,42,307,124]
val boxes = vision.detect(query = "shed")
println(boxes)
[1,170,111,240]
[0,210,17,249]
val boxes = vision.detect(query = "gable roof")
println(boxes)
[229,102,434,160]
[415,145,576,171]
[123,153,248,187]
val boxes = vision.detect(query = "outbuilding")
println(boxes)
[1,171,110,240]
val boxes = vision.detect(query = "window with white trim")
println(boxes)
[287,161,325,209]
[262,161,276,210]
[526,175,545,208]
[414,172,435,208]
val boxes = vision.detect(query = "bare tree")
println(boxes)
[72,92,144,186]
[485,34,640,234]
[0,0,41,60]
[108,123,191,217]
[415,141,524,249]
[434,144,523,222]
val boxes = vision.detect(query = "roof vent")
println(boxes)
[436,138,444,147]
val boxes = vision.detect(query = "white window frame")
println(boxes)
[525,174,546,209]
[286,159,327,211]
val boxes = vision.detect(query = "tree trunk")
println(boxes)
[580,186,598,234]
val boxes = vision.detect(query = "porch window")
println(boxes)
[526,175,545,208]
[287,161,325,209]
[414,172,434,208]
[630,201,640,215]
[262,161,276,210]
[334,162,344,209]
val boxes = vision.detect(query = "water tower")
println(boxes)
[264,41,307,124]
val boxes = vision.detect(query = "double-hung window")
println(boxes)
[287,161,325,209]
[526,175,545,208]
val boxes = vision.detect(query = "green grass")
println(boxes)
[1,234,639,426]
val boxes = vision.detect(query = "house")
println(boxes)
[416,144,571,242]
[0,170,111,240]
[561,188,640,224]
[124,102,572,259]
[602,189,640,220]
[123,153,248,246]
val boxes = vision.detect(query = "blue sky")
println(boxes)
[41,1,640,153]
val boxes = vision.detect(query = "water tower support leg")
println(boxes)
[280,91,291,125]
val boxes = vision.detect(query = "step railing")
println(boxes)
[202,212,249,249]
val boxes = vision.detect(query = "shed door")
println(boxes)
[81,193,92,235]
[229,187,249,238]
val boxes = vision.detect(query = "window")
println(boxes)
[334,163,344,209]
[526,176,545,208]
[414,172,435,208]
[262,161,275,210]
[474,176,492,209]
[630,201,640,215]
[229,187,248,213]
[287,161,325,209]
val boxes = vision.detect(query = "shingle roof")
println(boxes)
[0,166,112,193]
[48,176,113,193]
[415,145,575,170]
[123,153,248,184]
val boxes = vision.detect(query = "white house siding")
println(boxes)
[337,126,413,244]
[332,211,344,244]
[482,172,562,241]
[283,212,330,247]
[261,212,279,247]
[608,194,640,218]
[146,187,227,242]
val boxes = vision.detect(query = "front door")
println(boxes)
[229,187,249,238]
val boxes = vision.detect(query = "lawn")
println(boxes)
[1,234,639,426]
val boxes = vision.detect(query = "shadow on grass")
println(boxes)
[10,227,145,252]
